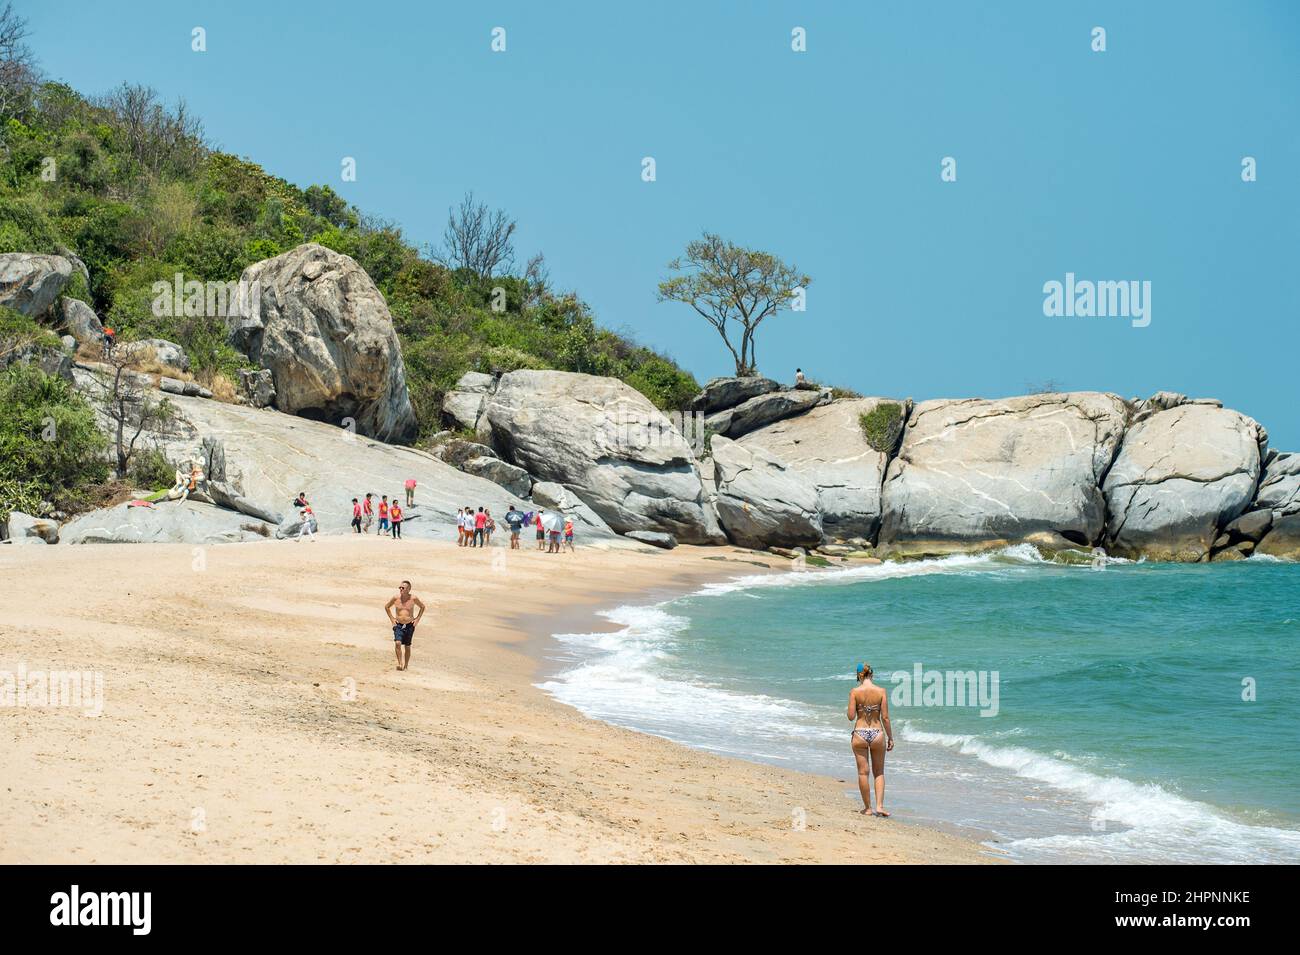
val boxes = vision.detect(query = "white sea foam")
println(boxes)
[904,727,1300,863]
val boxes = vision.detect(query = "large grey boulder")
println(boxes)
[442,371,497,433]
[0,253,74,318]
[1253,451,1300,518]
[1256,514,1300,559]
[690,376,780,414]
[482,369,724,543]
[61,500,274,545]
[4,511,59,544]
[61,297,103,345]
[136,337,189,373]
[739,397,908,541]
[710,435,822,549]
[1104,403,1265,561]
[528,480,615,534]
[228,243,418,443]
[625,530,678,549]
[706,387,831,439]
[460,456,532,498]
[879,392,1128,557]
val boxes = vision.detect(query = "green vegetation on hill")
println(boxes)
[1,73,698,436]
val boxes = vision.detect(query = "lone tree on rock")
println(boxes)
[657,233,809,378]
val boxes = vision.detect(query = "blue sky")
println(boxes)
[25,0,1300,446]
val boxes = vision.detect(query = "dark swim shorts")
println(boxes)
[392,623,415,646]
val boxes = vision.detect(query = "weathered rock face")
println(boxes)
[690,376,780,414]
[1253,452,1300,518]
[879,393,1128,556]
[60,501,274,545]
[238,368,276,408]
[0,253,74,317]
[442,371,497,433]
[137,337,189,373]
[1256,514,1300,559]
[228,243,418,443]
[461,456,532,498]
[61,297,103,345]
[710,435,822,549]
[482,369,724,543]
[1103,404,1265,561]
[706,387,831,439]
[68,364,627,546]
[738,397,907,541]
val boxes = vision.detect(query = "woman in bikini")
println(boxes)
[847,662,894,817]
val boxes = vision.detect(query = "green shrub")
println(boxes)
[859,402,906,453]
[0,362,109,514]
[127,444,173,489]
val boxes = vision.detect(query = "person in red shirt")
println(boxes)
[363,493,374,533]
[535,508,545,551]
[378,496,390,536]
[473,506,487,547]
[351,498,362,533]
[390,500,404,539]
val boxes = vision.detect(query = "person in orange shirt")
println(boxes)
[564,517,575,552]
[378,495,390,536]
[390,500,404,539]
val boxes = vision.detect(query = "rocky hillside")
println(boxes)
[3,242,1297,562]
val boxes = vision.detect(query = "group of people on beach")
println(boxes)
[349,486,414,539]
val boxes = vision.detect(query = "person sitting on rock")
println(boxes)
[165,461,189,501]
[794,368,815,390]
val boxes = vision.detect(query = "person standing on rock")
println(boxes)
[390,499,404,539]
[351,498,363,533]
[385,580,425,671]
[363,493,375,533]
[404,478,416,507]
[378,496,390,536]
[298,503,316,542]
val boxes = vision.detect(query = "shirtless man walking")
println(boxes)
[384,580,426,671]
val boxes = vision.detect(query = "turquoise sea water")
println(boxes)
[538,549,1300,863]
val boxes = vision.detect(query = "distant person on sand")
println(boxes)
[474,506,487,547]
[564,516,575,552]
[351,498,362,533]
[461,506,474,546]
[390,499,403,539]
[505,505,524,549]
[535,508,546,550]
[384,580,425,671]
[484,508,496,545]
[405,478,416,507]
[363,493,375,533]
[546,511,562,554]
[455,508,466,546]
[378,496,390,536]
[847,662,893,817]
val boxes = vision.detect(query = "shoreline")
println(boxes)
[0,537,998,864]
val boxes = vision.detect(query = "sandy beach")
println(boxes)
[0,536,994,864]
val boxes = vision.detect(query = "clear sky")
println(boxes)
[24,0,1300,446]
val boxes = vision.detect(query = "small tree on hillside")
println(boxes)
[92,345,176,478]
[0,2,38,122]
[436,191,517,280]
[657,233,810,378]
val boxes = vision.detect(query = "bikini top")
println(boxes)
[856,697,882,718]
